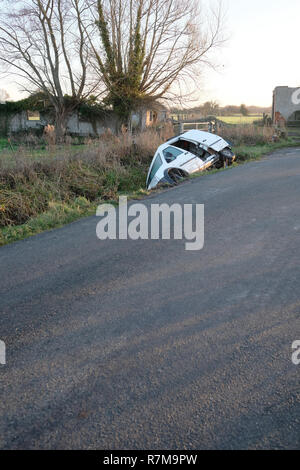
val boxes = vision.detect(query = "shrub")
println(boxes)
[0,123,288,230]
[218,124,275,146]
[0,128,163,227]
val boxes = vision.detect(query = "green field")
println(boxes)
[217,115,262,125]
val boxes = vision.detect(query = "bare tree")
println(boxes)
[87,0,225,121]
[201,100,220,117]
[0,0,94,140]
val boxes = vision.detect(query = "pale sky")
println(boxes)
[200,0,300,107]
[0,0,299,107]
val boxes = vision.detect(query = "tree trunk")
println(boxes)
[54,107,69,143]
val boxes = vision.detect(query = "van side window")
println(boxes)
[163,146,183,163]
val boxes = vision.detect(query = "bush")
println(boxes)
[0,123,289,231]
[218,124,275,146]
[0,183,49,226]
[0,128,170,227]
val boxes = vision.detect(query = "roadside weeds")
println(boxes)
[0,139,298,247]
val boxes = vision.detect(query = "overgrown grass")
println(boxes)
[0,127,173,245]
[233,139,298,161]
[0,125,297,246]
[189,139,297,180]
[0,197,96,245]
[217,124,277,145]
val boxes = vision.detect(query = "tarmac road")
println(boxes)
[0,148,299,450]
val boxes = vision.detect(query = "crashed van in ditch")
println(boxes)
[146,130,236,190]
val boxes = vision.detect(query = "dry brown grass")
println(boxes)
[218,124,276,145]
[0,122,289,229]
[0,125,175,227]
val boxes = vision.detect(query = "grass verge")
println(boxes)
[0,134,298,247]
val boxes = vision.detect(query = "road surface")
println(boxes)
[0,148,299,449]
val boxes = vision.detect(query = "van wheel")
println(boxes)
[168,169,186,184]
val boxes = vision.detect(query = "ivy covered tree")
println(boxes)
[0,0,225,133]
[88,0,225,122]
